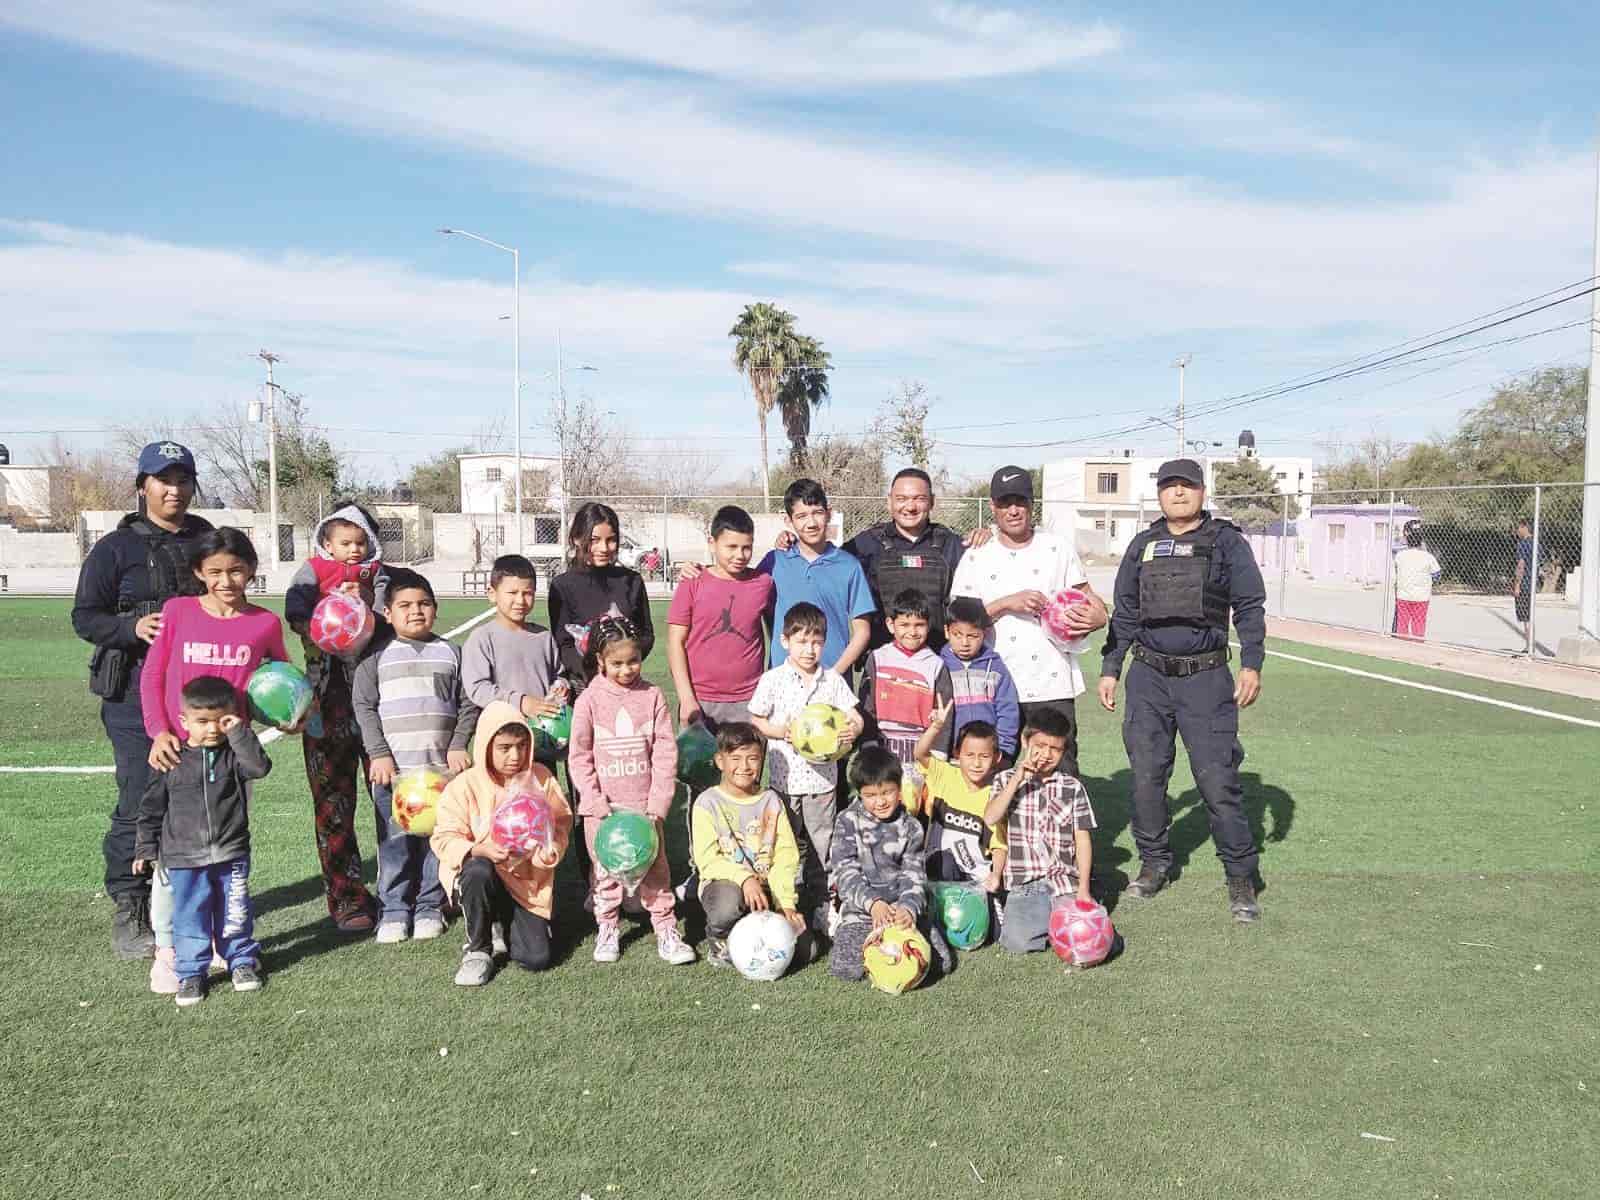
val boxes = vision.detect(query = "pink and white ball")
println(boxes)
[491,791,555,857]
[1048,898,1117,967]
[1040,588,1091,653]
[309,591,375,657]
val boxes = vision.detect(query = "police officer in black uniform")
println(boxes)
[843,467,969,649]
[1097,459,1266,923]
[71,441,212,958]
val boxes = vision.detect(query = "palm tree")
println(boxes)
[777,334,831,468]
[729,302,800,510]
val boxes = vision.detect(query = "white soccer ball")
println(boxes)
[727,911,798,982]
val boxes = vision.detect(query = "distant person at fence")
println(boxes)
[136,526,290,994]
[433,704,572,986]
[71,439,212,961]
[1393,521,1441,642]
[747,602,864,930]
[666,505,775,731]
[133,674,271,1007]
[1098,458,1267,924]
[949,466,1107,778]
[352,568,476,947]
[461,554,572,768]
[1511,518,1535,639]
[284,502,390,934]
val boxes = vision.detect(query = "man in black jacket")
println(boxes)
[71,441,211,958]
[842,468,971,650]
[134,675,272,1006]
[1097,459,1268,923]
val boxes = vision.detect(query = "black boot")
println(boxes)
[1227,877,1261,924]
[112,893,156,960]
[1124,864,1168,899]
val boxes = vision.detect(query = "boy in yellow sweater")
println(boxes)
[690,722,810,967]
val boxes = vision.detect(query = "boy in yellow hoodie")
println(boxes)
[433,701,572,986]
[690,722,811,968]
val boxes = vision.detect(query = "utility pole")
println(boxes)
[1173,354,1192,457]
[557,326,566,543]
[1572,130,1600,655]
[257,350,281,571]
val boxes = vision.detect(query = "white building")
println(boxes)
[0,464,65,525]
[1043,433,1313,560]
[456,452,562,515]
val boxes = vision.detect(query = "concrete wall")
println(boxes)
[0,526,79,567]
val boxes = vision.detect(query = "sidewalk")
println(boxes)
[1265,616,1600,702]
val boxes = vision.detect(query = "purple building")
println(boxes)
[1307,503,1421,585]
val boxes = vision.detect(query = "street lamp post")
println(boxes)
[254,350,282,571]
[1172,354,1192,457]
[439,228,522,553]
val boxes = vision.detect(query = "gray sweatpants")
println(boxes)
[780,790,837,914]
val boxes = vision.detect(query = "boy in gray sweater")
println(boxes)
[461,555,572,766]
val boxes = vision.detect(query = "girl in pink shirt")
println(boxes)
[568,616,693,966]
[141,527,289,771]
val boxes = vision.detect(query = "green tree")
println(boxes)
[1212,457,1296,529]
[730,302,801,511]
[406,447,471,512]
[776,334,831,467]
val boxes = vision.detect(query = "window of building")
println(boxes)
[1094,519,1106,531]
[1328,523,1345,544]
[1275,471,1287,481]
[1096,472,1118,495]
[484,467,502,483]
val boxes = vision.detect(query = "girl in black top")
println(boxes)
[547,502,655,688]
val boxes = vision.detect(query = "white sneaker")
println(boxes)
[375,921,409,945]
[593,922,621,964]
[656,929,696,965]
[412,914,446,941]
[454,951,493,987]
[491,921,508,958]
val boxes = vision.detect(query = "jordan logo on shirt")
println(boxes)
[709,596,756,644]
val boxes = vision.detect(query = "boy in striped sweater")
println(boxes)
[353,569,477,944]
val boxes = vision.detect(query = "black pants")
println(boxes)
[1018,698,1079,778]
[456,857,551,971]
[101,695,154,901]
[1122,659,1258,879]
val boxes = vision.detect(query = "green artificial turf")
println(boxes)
[0,597,1596,1199]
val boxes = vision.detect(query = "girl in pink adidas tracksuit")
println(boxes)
[568,616,695,966]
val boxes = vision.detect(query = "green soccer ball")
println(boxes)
[676,722,721,793]
[530,704,573,750]
[245,661,313,730]
[789,702,849,764]
[929,881,991,950]
[593,810,660,891]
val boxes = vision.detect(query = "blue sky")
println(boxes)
[1,1,1596,491]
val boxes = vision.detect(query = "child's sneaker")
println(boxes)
[374,920,409,944]
[491,922,508,958]
[149,947,179,995]
[455,951,494,987]
[705,936,731,968]
[656,929,696,965]
[231,963,264,992]
[593,922,621,964]
[175,976,206,1008]
[413,913,446,941]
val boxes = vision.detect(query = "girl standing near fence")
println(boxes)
[1393,521,1442,641]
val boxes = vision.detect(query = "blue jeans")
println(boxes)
[168,857,259,980]
[371,782,445,925]
[999,878,1056,954]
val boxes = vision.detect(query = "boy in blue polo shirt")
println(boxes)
[759,479,875,677]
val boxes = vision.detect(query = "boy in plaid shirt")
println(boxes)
[983,706,1096,954]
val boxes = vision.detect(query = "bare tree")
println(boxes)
[44,436,129,529]
[550,396,636,499]
[872,380,936,471]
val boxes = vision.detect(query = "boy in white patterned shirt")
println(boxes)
[748,602,864,928]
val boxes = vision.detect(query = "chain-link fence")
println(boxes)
[3,480,1594,668]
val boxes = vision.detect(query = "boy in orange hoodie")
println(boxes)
[433,701,572,986]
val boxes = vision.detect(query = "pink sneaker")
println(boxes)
[149,947,178,995]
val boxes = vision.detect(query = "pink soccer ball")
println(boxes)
[1040,588,1090,653]
[491,790,555,857]
[1049,897,1116,967]
[309,591,375,657]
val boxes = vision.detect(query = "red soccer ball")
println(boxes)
[1049,897,1116,967]
[491,790,555,857]
[309,591,375,657]
[1039,588,1090,653]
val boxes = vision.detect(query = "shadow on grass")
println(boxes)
[1168,771,1295,884]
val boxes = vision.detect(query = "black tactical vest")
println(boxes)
[1136,518,1232,629]
[872,525,955,627]
[122,517,207,618]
